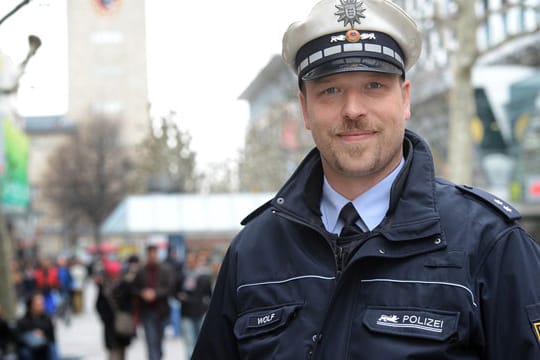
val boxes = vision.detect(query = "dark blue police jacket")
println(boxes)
[193,130,540,359]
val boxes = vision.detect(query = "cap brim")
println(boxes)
[301,57,403,81]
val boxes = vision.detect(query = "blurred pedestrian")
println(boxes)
[69,257,87,314]
[12,260,24,303]
[33,258,60,316]
[165,248,183,337]
[16,292,59,360]
[123,255,140,283]
[123,255,141,327]
[96,260,135,360]
[21,263,37,301]
[177,252,212,359]
[56,256,73,324]
[132,245,174,360]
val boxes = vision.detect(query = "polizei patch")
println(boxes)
[363,307,459,341]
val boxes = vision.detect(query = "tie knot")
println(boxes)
[339,202,360,227]
[338,202,365,238]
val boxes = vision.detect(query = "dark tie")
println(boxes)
[339,202,365,237]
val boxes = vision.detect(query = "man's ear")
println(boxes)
[402,80,411,122]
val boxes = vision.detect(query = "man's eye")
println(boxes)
[367,82,383,89]
[323,87,339,94]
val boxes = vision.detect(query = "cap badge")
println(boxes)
[345,29,361,42]
[335,0,366,28]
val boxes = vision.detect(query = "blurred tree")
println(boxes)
[136,111,199,193]
[238,103,313,192]
[238,107,287,192]
[42,117,137,246]
[202,161,238,193]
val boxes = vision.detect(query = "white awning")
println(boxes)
[100,192,274,238]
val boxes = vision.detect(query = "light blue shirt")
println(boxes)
[321,158,405,234]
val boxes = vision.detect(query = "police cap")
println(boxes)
[282,0,422,81]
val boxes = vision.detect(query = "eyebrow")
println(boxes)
[310,78,333,86]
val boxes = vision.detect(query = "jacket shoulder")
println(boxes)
[455,184,521,221]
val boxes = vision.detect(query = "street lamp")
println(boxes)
[1,35,42,96]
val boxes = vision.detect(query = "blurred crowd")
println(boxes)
[0,246,218,360]
[0,255,83,360]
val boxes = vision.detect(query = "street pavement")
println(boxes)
[55,282,187,360]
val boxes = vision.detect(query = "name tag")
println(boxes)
[363,307,459,341]
[234,303,303,341]
[248,309,283,328]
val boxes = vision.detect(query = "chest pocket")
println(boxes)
[234,303,303,340]
[363,306,460,341]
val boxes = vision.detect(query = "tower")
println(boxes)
[67,0,148,145]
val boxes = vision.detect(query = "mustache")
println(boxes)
[335,118,375,132]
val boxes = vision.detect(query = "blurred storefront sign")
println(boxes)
[1,114,30,210]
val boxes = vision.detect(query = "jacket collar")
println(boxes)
[272,130,441,242]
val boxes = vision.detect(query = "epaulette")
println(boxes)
[241,199,273,225]
[456,184,521,221]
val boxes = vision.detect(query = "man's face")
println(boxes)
[32,294,45,315]
[148,248,158,264]
[300,71,411,195]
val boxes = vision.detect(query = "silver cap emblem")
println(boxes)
[335,0,366,28]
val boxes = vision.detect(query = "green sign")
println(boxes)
[1,116,29,209]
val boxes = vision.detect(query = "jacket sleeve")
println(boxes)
[478,227,540,359]
[192,247,240,359]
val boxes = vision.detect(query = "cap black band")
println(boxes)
[295,30,406,80]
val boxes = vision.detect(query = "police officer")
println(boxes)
[193,0,540,359]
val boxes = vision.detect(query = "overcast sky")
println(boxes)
[0,0,317,169]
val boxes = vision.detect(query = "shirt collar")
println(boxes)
[321,158,405,233]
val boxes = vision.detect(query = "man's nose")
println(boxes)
[341,91,367,121]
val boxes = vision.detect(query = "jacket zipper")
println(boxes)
[272,204,359,346]
[273,208,368,360]
[272,209,350,280]
[335,246,345,279]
